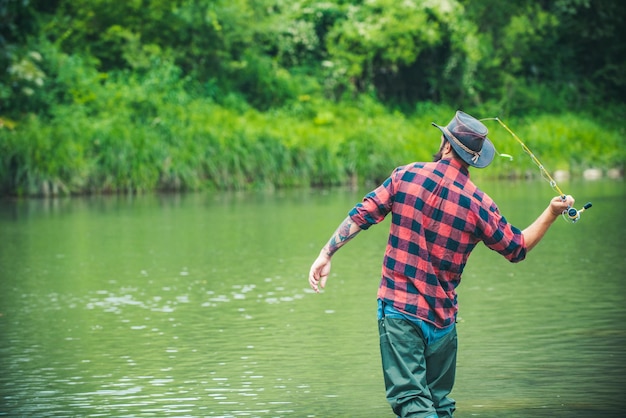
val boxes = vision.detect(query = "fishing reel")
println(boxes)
[563,202,592,224]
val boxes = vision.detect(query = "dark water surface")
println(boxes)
[1,179,624,417]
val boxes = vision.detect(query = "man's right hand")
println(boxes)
[308,252,331,293]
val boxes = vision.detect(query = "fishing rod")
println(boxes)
[481,117,592,224]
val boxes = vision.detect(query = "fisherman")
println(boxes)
[308,110,575,417]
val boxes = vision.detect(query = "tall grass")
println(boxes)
[0,65,624,196]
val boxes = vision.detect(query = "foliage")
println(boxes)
[3,0,625,113]
[0,0,624,196]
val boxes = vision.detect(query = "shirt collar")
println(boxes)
[440,157,470,177]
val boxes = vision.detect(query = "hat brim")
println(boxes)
[432,123,495,168]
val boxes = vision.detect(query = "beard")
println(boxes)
[432,141,445,162]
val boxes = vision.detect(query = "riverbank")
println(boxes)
[1,98,624,197]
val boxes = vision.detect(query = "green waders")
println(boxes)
[378,315,457,418]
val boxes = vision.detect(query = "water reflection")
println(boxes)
[0,181,624,417]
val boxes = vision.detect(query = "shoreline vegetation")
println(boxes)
[0,95,624,198]
[2,1,625,197]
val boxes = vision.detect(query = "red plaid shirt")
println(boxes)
[349,158,526,328]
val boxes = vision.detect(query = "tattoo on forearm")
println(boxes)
[325,219,359,256]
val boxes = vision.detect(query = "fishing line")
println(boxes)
[481,117,592,223]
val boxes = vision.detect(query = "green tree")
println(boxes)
[323,0,458,101]
[462,0,625,113]
[550,0,626,103]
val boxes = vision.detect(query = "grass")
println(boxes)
[0,72,624,197]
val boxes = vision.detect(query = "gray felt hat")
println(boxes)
[432,110,495,168]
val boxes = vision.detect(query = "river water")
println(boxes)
[1,178,624,417]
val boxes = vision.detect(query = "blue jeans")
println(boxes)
[377,300,455,344]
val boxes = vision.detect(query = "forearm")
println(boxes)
[522,195,573,252]
[309,216,362,293]
[522,206,560,252]
[321,216,362,257]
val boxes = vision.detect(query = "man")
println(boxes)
[308,110,574,418]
